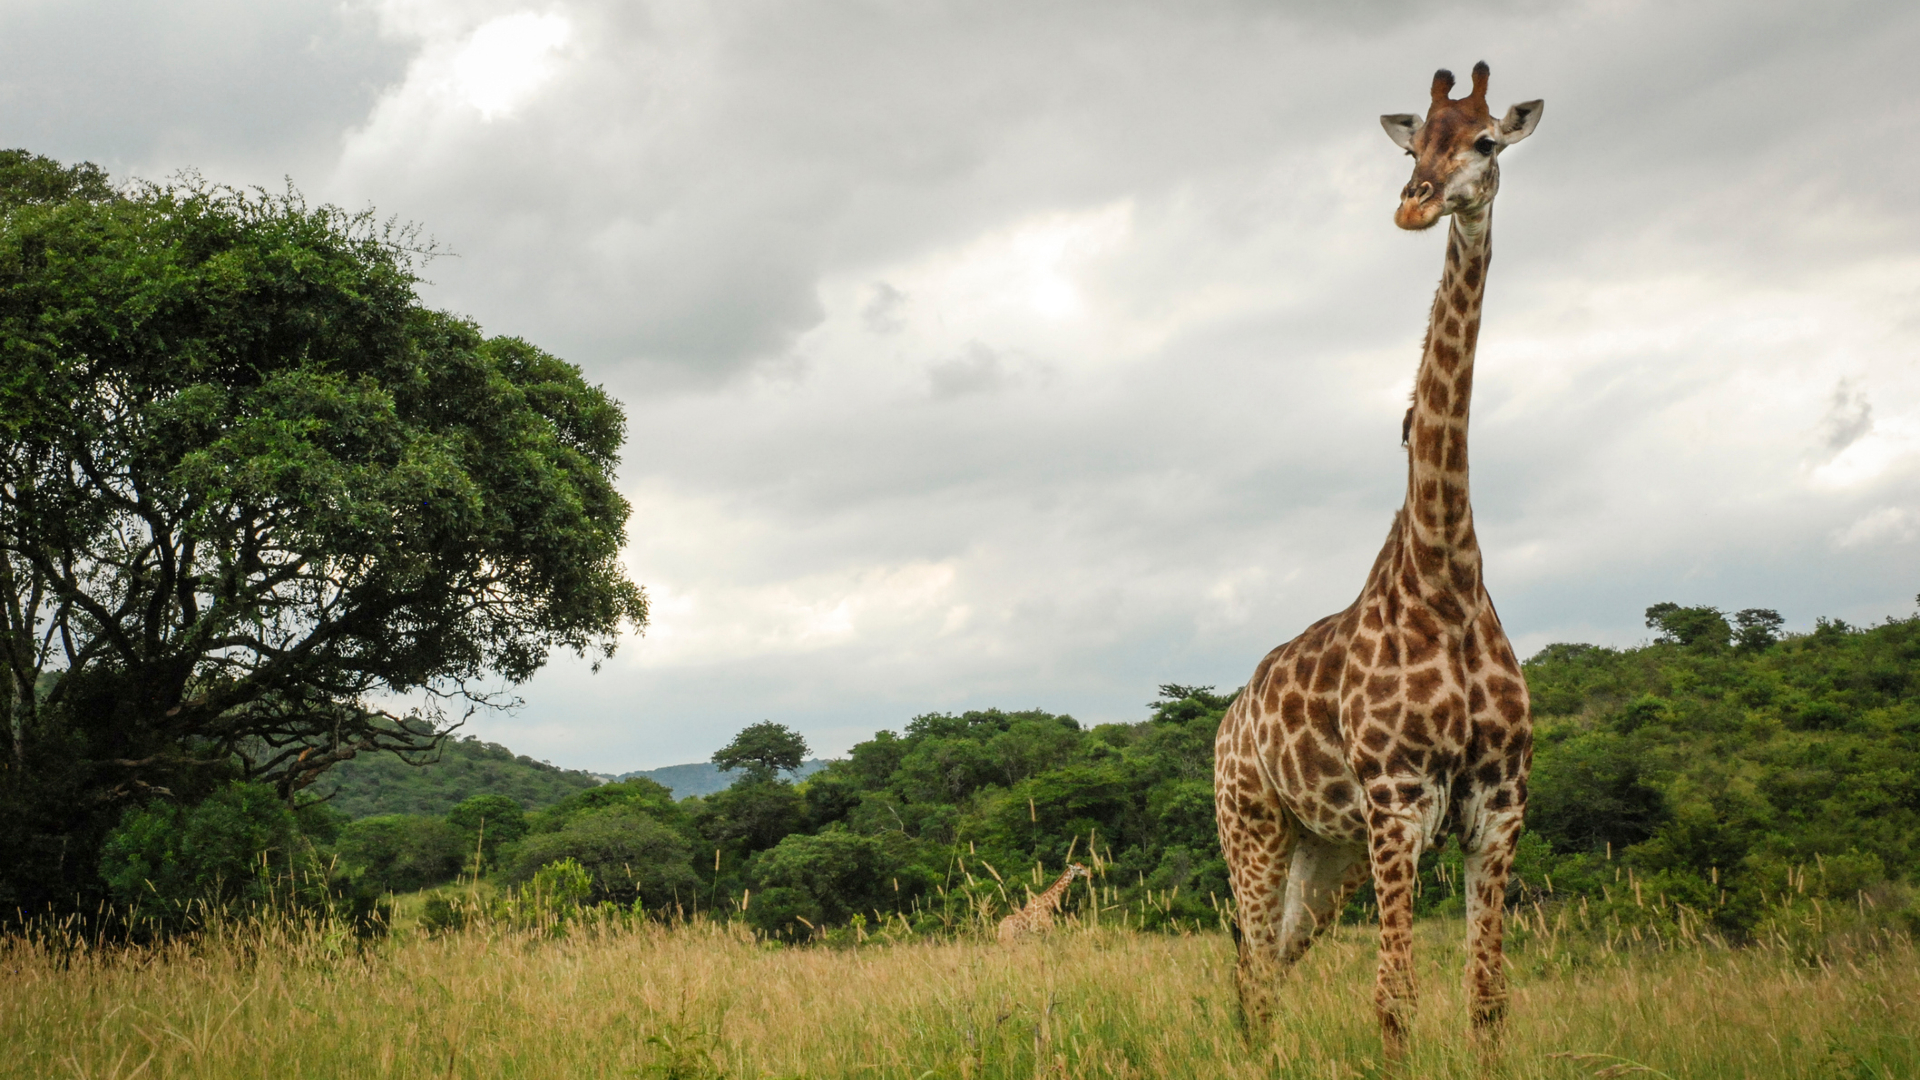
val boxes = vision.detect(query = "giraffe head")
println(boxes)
[1380,61,1542,231]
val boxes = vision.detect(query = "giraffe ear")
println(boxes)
[1381,113,1421,151]
[1498,100,1543,144]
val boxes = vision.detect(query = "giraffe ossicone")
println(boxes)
[996,863,1088,944]
[1213,60,1542,1061]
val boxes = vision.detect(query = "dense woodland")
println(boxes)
[89,601,1920,943]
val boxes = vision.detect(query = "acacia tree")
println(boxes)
[713,721,810,785]
[0,153,647,909]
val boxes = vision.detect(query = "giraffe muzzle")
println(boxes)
[1395,185,1445,231]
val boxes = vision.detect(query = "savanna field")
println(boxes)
[6,907,1917,1080]
[9,607,1920,1080]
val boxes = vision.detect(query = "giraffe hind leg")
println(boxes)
[1463,807,1524,1039]
[1221,794,1300,1032]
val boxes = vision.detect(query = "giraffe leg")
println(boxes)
[1221,794,1298,1032]
[1463,807,1523,1041]
[1276,831,1368,965]
[1365,792,1430,1062]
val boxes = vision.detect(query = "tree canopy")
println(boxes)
[108,602,1918,945]
[713,721,810,785]
[312,730,602,819]
[0,152,646,914]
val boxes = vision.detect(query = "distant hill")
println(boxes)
[313,734,605,819]
[618,759,829,798]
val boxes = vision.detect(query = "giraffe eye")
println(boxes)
[1474,137,1496,155]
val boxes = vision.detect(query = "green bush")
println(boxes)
[530,777,684,834]
[338,815,468,894]
[507,807,701,910]
[495,858,597,932]
[446,794,528,868]
[744,829,924,938]
[98,781,326,927]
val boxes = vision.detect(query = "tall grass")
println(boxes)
[3,910,1913,1080]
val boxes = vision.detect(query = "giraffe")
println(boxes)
[1212,61,1542,1060]
[996,863,1088,943]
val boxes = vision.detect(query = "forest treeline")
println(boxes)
[314,735,603,819]
[91,601,1920,942]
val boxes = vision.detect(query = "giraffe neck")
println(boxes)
[1033,869,1077,912]
[1399,207,1492,599]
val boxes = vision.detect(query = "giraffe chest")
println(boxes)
[1229,623,1483,846]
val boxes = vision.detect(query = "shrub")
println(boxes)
[508,808,701,910]
[745,829,918,937]
[339,815,469,894]
[446,794,528,868]
[99,781,325,928]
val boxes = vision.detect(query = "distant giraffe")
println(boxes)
[1212,61,1543,1061]
[997,863,1088,943]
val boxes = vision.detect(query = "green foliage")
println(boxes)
[809,692,1235,929]
[1522,605,1920,939]
[447,794,529,865]
[315,734,598,819]
[0,151,646,917]
[694,780,807,855]
[712,721,810,785]
[337,814,468,895]
[506,808,702,910]
[1526,728,1667,853]
[98,781,327,928]
[0,149,113,208]
[1734,608,1785,652]
[1646,602,1733,650]
[531,776,684,833]
[744,829,927,938]
[495,857,596,930]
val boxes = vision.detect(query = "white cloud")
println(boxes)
[342,6,573,156]
[1834,507,1920,549]
[10,0,1920,768]
[450,13,572,121]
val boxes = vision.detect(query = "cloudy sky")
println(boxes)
[5,0,1916,770]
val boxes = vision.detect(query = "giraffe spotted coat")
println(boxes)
[997,863,1087,943]
[1213,61,1543,1061]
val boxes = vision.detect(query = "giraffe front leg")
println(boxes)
[1365,792,1429,1062]
[1463,807,1523,1040]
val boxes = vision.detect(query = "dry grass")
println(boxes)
[3,914,1914,1080]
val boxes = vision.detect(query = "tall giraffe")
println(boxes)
[997,863,1088,943]
[1212,61,1542,1059]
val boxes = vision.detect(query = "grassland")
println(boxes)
[5,910,1915,1080]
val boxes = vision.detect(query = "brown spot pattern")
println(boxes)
[1213,98,1535,1060]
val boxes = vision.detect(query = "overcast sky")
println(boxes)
[5,0,1916,770]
